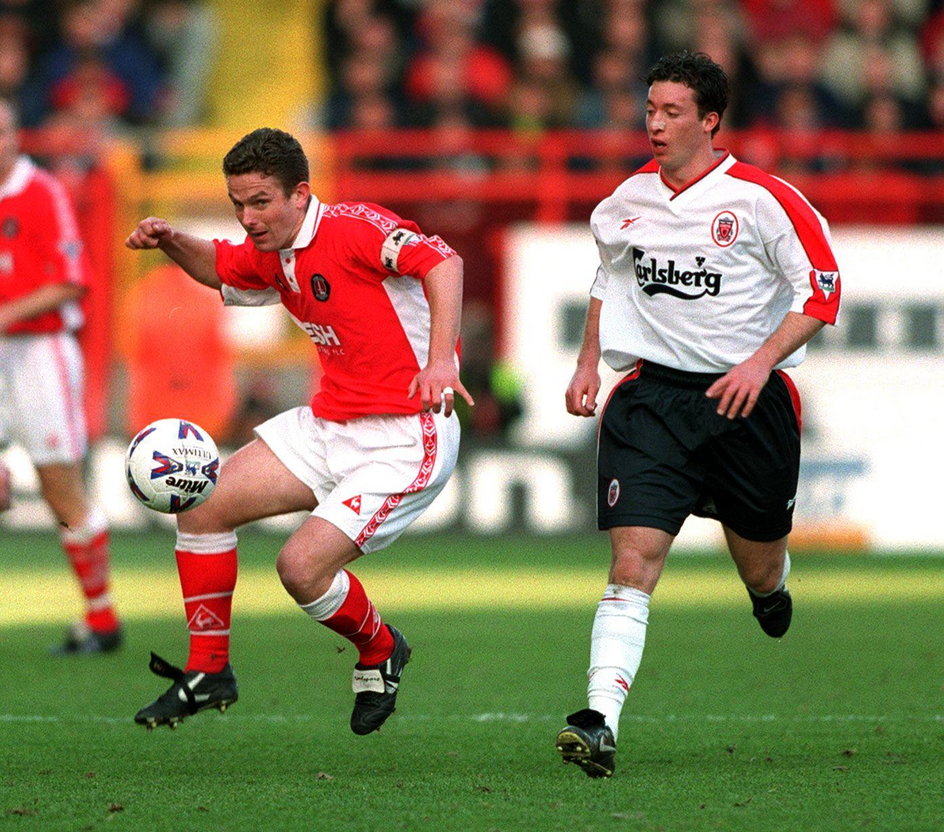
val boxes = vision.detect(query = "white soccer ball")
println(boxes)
[125,418,220,514]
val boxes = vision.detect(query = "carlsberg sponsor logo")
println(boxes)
[633,247,722,299]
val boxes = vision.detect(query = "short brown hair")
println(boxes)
[222,128,309,195]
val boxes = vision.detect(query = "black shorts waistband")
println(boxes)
[639,360,726,388]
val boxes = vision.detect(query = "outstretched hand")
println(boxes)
[125,217,174,250]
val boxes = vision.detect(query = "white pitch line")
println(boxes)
[0,712,941,725]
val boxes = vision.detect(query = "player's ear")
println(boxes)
[292,181,311,206]
[703,111,720,135]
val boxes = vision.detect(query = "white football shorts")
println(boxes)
[0,332,88,465]
[255,406,460,554]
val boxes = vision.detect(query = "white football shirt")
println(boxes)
[589,152,841,373]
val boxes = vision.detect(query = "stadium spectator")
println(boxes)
[321,46,403,130]
[741,0,838,43]
[0,95,122,654]
[920,7,944,82]
[745,32,849,131]
[21,0,164,127]
[141,0,218,126]
[820,0,926,121]
[506,19,580,129]
[403,0,513,126]
[124,126,473,733]
[556,51,841,779]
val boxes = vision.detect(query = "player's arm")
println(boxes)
[407,254,474,417]
[706,311,824,420]
[0,282,85,333]
[125,217,221,289]
[565,297,603,417]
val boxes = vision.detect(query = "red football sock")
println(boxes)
[175,534,238,673]
[61,512,119,634]
[319,571,394,665]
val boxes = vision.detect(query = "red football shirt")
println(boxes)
[0,157,88,334]
[215,199,458,421]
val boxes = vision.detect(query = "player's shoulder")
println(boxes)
[612,159,660,194]
[722,160,815,210]
[322,201,403,235]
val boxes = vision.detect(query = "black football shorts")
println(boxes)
[597,360,802,542]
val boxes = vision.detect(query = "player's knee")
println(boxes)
[276,544,333,602]
[739,558,783,594]
[176,499,233,536]
[608,549,664,593]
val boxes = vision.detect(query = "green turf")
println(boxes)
[1,532,942,831]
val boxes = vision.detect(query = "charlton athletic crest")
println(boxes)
[311,273,330,301]
[711,210,738,247]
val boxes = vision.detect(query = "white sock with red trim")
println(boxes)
[586,584,650,741]
[299,569,394,665]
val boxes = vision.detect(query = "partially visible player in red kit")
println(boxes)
[125,126,473,733]
[0,95,122,654]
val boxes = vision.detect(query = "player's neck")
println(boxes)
[660,147,722,190]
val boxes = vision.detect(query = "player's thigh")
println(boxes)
[705,374,800,542]
[598,380,702,536]
[179,438,317,532]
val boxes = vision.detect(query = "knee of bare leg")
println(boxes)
[276,545,307,597]
[177,497,231,535]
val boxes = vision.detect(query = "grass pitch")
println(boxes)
[1,531,942,831]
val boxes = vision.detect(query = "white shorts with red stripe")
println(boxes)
[255,406,460,554]
[0,332,87,465]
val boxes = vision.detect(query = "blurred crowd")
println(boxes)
[0,0,216,132]
[317,0,944,136]
[3,0,943,137]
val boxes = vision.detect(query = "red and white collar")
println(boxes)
[282,196,324,252]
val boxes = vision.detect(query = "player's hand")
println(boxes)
[565,365,600,417]
[408,363,474,418]
[125,217,174,250]
[705,358,771,419]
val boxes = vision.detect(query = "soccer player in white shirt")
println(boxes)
[125,127,473,733]
[556,52,841,778]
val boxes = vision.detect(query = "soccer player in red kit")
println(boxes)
[125,127,472,733]
[557,52,841,777]
[0,96,122,654]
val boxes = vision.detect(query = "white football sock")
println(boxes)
[586,584,650,741]
[299,569,350,621]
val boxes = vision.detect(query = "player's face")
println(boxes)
[645,81,718,181]
[0,101,20,178]
[226,172,310,252]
